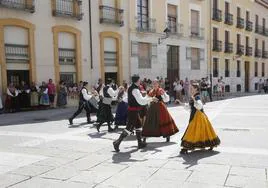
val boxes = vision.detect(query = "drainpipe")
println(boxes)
[89,0,93,70]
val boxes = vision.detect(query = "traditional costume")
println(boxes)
[114,89,128,127]
[69,82,96,125]
[57,84,67,107]
[142,87,179,142]
[39,85,49,106]
[5,85,19,113]
[30,84,39,107]
[181,93,220,153]
[18,82,30,109]
[96,79,118,132]
[113,75,149,152]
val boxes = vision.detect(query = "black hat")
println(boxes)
[132,74,140,83]
[106,78,112,85]
[83,81,88,86]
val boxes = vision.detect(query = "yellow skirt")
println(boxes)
[181,110,220,150]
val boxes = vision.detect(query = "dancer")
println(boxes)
[96,78,120,132]
[114,83,128,129]
[180,82,220,154]
[113,74,153,152]
[142,79,179,142]
[69,81,97,125]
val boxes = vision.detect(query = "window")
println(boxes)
[237,84,241,92]
[167,4,177,33]
[255,15,259,26]
[246,11,250,21]
[225,59,230,77]
[213,0,218,9]
[263,18,266,30]
[104,38,117,66]
[225,2,229,13]
[255,38,259,49]
[237,7,241,18]
[255,62,258,77]
[246,36,249,47]
[60,73,76,86]
[138,42,151,69]
[225,85,230,92]
[191,48,200,70]
[262,63,265,77]
[225,30,229,43]
[237,60,241,77]
[262,40,265,52]
[137,0,149,29]
[255,83,258,90]
[213,58,219,77]
[191,10,200,36]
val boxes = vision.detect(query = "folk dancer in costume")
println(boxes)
[96,78,121,132]
[5,83,19,113]
[113,75,154,152]
[114,83,128,130]
[142,79,179,142]
[68,81,97,125]
[180,82,220,154]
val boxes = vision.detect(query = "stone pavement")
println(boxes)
[0,94,268,188]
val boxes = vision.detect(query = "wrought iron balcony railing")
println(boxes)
[212,9,222,22]
[166,22,183,37]
[265,29,268,36]
[245,46,253,56]
[262,51,268,59]
[189,26,204,40]
[59,48,76,64]
[212,40,222,52]
[237,17,244,29]
[236,44,244,55]
[5,43,29,62]
[53,0,83,20]
[245,20,253,31]
[224,42,233,53]
[255,25,264,35]
[0,0,35,13]
[99,5,124,27]
[255,49,262,57]
[224,13,233,25]
[135,16,156,33]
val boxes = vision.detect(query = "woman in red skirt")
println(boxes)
[142,79,179,142]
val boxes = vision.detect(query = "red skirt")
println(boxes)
[142,102,179,137]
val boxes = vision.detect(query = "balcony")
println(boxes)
[224,13,233,25]
[245,46,253,56]
[264,28,268,36]
[166,22,183,37]
[224,42,233,53]
[0,0,35,13]
[135,16,156,33]
[255,25,264,35]
[5,43,29,62]
[189,26,204,40]
[262,51,268,59]
[212,40,222,52]
[236,17,244,29]
[236,44,244,55]
[52,0,83,20]
[212,9,222,22]
[59,48,75,64]
[255,49,262,57]
[245,21,253,31]
[99,5,124,27]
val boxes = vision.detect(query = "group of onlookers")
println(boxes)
[258,78,268,93]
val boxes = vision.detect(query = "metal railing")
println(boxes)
[212,8,222,22]
[224,13,233,25]
[0,0,35,13]
[53,0,83,20]
[236,44,244,55]
[255,49,262,57]
[189,26,204,39]
[212,40,222,52]
[166,22,183,37]
[135,16,156,33]
[59,48,76,64]
[255,25,264,34]
[246,20,253,31]
[237,17,244,29]
[99,5,124,27]
[224,42,233,53]
[245,46,253,56]
[5,43,29,61]
[262,51,268,59]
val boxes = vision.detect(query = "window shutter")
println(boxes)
[200,49,205,60]
[131,41,138,57]
[151,43,157,57]
[186,47,192,59]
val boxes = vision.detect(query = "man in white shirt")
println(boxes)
[69,81,96,126]
[113,74,154,152]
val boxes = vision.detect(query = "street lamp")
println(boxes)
[158,27,171,44]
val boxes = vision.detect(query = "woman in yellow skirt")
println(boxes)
[180,82,220,154]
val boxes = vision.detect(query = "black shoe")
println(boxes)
[113,141,120,152]
[87,120,95,124]
[96,123,101,132]
[208,147,214,151]
[68,118,73,125]
[166,136,170,142]
[108,127,114,132]
[138,141,147,149]
[180,149,188,154]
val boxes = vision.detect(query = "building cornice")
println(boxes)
[255,0,268,9]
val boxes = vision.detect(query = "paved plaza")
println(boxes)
[0,94,268,188]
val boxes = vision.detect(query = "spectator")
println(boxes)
[5,83,19,113]
[39,82,50,107]
[47,79,56,108]
[183,77,190,103]
[200,78,209,104]
[173,78,179,101]
[258,79,264,93]
[174,79,183,103]
[30,82,39,108]
[57,81,67,108]
[206,76,212,102]
[18,81,30,109]
[95,79,104,94]
[264,79,268,93]
[0,91,3,114]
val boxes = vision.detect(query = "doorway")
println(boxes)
[105,72,117,85]
[7,70,30,87]
[167,45,179,83]
[244,61,250,92]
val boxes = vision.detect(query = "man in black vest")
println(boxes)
[113,74,152,152]
[96,78,119,132]
[68,81,96,126]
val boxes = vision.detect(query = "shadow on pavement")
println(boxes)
[112,147,147,164]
